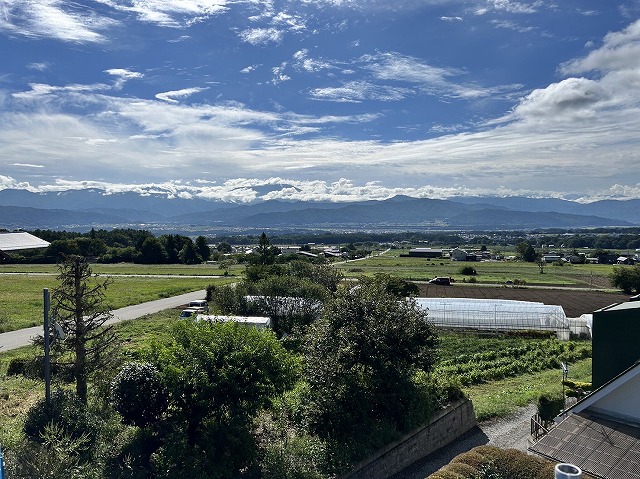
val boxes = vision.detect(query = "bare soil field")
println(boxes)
[418,284,628,318]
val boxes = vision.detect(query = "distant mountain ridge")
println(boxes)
[0,189,637,232]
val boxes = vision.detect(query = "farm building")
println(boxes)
[414,297,571,337]
[0,231,50,261]
[406,248,443,258]
[449,248,469,261]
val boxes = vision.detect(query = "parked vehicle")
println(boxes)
[179,307,206,319]
[188,300,209,312]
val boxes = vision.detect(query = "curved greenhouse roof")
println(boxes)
[414,298,568,333]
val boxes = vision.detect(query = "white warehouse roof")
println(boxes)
[0,232,50,251]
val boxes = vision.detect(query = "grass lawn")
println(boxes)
[0,262,245,276]
[0,273,233,332]
[466,358,592,421]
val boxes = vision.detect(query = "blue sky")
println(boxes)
[1,0,640,203]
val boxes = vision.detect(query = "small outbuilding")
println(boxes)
[0,232,50,261]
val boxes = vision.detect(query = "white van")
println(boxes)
[179,306,206,319]
[188,300,209,312]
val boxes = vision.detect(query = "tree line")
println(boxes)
[11,228,213,264]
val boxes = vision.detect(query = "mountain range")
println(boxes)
[0,189,638,233]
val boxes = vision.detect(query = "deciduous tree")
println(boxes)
[303,280,438,445]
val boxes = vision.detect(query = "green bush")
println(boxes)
[431,446,555,479]
[110,362,168,427]
[261,434,328,479]
[459,265,477,275]
[5,423,100,479]
[7,356,74,381]
[537,391,565,422]
[23,390,100,453]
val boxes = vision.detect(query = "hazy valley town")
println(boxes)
[3,1,640,478]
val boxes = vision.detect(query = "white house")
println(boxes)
[450,248,468,261]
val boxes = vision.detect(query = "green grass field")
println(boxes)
[334,248,615,288]
[0,262,245,276]
[0,273,232,332]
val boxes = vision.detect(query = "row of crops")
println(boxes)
[436,339,592,386]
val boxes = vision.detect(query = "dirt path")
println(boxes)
[390,403,537,479]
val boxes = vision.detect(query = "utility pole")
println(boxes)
[43,288,51,406]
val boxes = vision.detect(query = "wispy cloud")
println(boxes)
[309,80,412,102]
[293,50,335,72]
[94,0,228,28]
[0,0,117,42]
[155,87,208,103]
[486,0,543,15]
[105,68,144,89]
[490,20,536,33]
[27,62,50,71]
[239,27,283,45]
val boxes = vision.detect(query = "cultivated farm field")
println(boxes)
[335,248,618,289]
[418,284,628,318]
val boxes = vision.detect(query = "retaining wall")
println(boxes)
[339,398,477,479]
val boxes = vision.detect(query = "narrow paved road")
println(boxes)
[0,289,206,352]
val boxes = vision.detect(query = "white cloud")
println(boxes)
[155,87,208,103]
[309,80,411,102]
[560,19,640,75]
[94,0,228,28]
[490,20,535,33]
[27,62,50,71]
[12,162,43,168]
[292,49,335,72]
[361,52,519,100]
[105,68,144,89]
[506,78,608,123]
[240,64,260,73]
[271,63,290,84]
[486,0,542,14]
[440,16,463,22]
[239,27,283,45]
[0,0,116,42]
[12,82,111,100]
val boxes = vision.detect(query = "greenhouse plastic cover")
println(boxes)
[414,298,569,332]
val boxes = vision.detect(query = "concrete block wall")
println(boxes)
[339,398,477,479]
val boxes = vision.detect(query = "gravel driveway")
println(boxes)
[390,403,538,479]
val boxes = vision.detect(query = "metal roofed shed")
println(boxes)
[0,232,50,251]
[414,297,570,337]
[0,232,50,261]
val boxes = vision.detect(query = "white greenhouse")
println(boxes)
[414,298,570,337]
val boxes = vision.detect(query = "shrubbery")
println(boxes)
[110,362,168,427]
[537,391,565,422]
[429,445,555,479]
[23,389,101,456]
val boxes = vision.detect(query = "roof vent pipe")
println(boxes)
[555,463,582,479]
